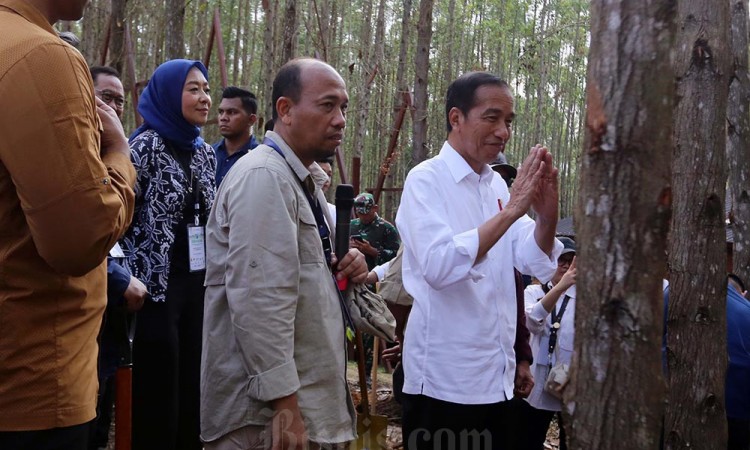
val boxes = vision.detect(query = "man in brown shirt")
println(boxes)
[0,1,136,448]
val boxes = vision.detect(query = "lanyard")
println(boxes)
[547,294,571,366]
[166,142,201,225]
[263,137,332,266]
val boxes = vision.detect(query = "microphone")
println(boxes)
[336,184,354,291]
[334,184,355,263]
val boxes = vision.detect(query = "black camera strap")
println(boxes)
[547,294,571,367]
[263,137,332,267]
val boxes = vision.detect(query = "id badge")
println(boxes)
[187,225,206,272]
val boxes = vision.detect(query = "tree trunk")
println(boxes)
[261,0,277,122]
[728,0,750,285]
[108,0,127,74]
[165,0,185,60]
[350,0,373,166]
[412,0,433,167]
[566,1,675,449]
[665,0,730,448]
[281,0,297,64]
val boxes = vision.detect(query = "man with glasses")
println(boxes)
[91,66,126,119]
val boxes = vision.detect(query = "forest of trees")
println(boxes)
[58,0,590,220]
[57,1,750,448]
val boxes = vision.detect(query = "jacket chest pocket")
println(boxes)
[298,207,325,265]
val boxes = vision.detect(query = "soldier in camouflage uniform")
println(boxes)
[350,193,400,383]
[350,193,400,270]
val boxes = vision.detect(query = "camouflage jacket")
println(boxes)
[350,215,400,270]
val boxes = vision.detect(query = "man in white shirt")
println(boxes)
[396,71,562,450]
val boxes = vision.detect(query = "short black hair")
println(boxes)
[445,72,509,133]
[271,59,307,121]
[264,118,274,133]
[728,273,746,293]
[222,86,258,115]
[90,66,121,84]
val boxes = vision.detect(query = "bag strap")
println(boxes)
[263,137,332,267]
[547,295,571,366]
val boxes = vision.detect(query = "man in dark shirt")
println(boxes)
[350,193,400,270]
[213,86,258,186]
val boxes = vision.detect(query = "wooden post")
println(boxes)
[99,15,112,66]
[373,91,412,205]
[203,8,229,89]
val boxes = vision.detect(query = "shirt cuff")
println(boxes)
[453,228,485,282]
[247,359,301,402]
[529,301,550,325]
[521,236,563,283]
[373,262,389,281]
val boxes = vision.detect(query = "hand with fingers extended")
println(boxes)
[503,145,550,220]
[529,145,560,223]
[558,256,577,291]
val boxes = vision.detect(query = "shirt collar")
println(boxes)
[215,136,254,157]
[265,131,314,187]
[1,0,55,33]
[438,141,494,185]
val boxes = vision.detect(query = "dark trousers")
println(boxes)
[0,421,91,450]
[89,375,116,449]
[132,272,204,450]
[401,393,514,450]
[729,418,750,450]
[507,398,566,450]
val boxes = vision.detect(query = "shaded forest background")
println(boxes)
[57,0,590,220]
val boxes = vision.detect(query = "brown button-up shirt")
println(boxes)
[0,0,136,431]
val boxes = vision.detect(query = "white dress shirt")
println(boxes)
[524,283,576,411]
[396,142,561,404]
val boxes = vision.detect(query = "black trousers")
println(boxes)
[401,393,514,450]
[131,271,204,450]
[506,398,567,450]
[0,421,91,450]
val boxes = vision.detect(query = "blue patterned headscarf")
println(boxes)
[130,59,209,151]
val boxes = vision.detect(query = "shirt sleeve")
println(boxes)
[525,285,549,335]
[396,169,482,290]
[372,260,390,282]
[508,214,562,283]
[107,257,131,304]
[0,43,135,276]
[222,166,302,402]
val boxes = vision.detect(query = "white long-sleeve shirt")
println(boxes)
[524,283,576,411]
[396,142,561,404]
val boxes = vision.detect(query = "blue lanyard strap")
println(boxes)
[263,137,332,266]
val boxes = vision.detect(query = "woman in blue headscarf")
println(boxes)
[120,59,215,450]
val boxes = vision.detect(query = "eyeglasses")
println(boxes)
[96,89,125,108]
[557,255,575,267]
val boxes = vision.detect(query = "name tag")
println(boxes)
[109,242,125,258]
[187,225,206,272]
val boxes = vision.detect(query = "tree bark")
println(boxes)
[728,0,750,285]
[165,0,185,59]
[281,0,297,64]
[665,0,730,448]
[108,0,127,74]
[567,1,675,449]
[261,0,277,122]
[412,0,433,167]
